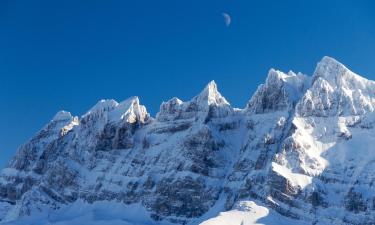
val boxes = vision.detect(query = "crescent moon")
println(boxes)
[222,12,231,27]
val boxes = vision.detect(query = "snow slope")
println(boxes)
[200,201,308,225]
[2,201,173,225]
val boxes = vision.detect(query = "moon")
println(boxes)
[222,12,231,27]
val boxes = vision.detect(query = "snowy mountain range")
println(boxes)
[1,56,375,225]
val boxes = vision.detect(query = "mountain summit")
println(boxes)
[1,57,375,225]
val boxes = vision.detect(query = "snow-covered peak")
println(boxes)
[312,56,374,89]
[156,81,231,121]
[247,69,309,113]
[156,97,184,121]
[114,96,149,124]
[297,56,375,116]
[192,80,229,107]
[168,97,183,106]
[84,99,119,117]
[269,69,310,101]
[266,68,289,82]
[81,97,149,125]
[47,110,78,137]
[313,56,351,84]
[52,110,73,122]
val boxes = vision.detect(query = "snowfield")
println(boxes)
[200,201,308,225]
[2,201,172,225]
[2,200,302,225]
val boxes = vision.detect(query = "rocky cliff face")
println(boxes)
[1,57,375,225]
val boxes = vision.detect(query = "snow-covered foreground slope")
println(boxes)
[201,201,307,225]
[1,200,298,225]
[1,201,173,225]
[1,56,375,225]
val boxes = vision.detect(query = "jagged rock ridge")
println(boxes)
[1,56,375,225]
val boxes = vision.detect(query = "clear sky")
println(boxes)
[1,0,375,168]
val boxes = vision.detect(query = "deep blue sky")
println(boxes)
[1,0,375,168]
